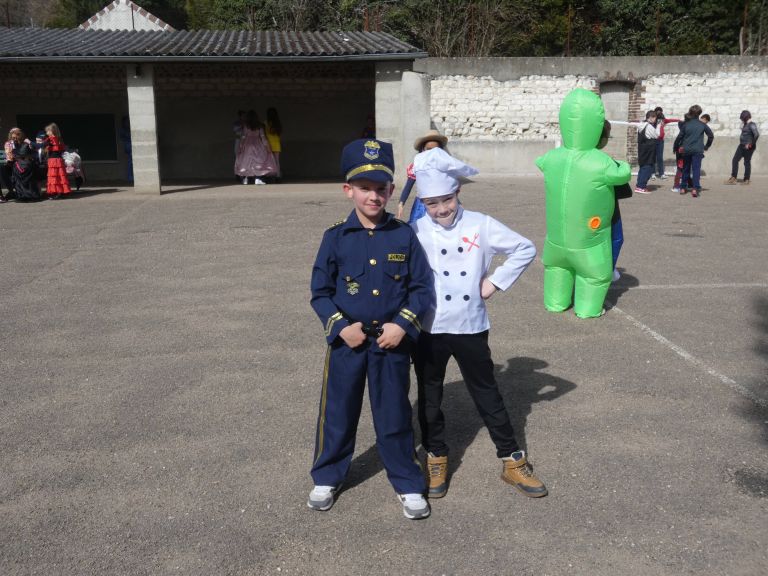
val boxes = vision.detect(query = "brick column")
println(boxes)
[126,63,161,193]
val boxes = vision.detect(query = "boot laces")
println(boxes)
[429,460,447,477]
[519,462,534,478]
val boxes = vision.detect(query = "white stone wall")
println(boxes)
[431,75,596,141]
[426,62,766,174]
[430,70,767,147]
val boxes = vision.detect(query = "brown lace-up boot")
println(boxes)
[426,453,448,498]
[501,452,548,498]
[725,176,737,184]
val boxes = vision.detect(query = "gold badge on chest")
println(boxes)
[347,281,360,295]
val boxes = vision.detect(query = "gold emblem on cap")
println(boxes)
[363,140,381,160]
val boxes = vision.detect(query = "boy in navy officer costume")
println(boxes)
[308,138,434,519]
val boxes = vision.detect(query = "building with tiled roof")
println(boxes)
[0,27,429,192]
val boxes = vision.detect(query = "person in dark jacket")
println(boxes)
[633,110,659,194]
[676,105,714,198]
[726,110,759,186]
[12,141,41,201]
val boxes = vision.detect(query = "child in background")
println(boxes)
[234,110,276,185]
[671,115,692,194]
[631,110,659,194]
[652,107,680,180]
[598,121,631,282]
[1,128,22,202]
[676,104,714,198]
[265,108,282,183]
[396,129,449,223]
[411,147,547,500]
[62,148,85,191]
[12,136,42,201]
[44,123,71,199]
[34,132,48,191]
[726,110,759,186]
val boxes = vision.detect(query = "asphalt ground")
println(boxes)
[1,175,766,576]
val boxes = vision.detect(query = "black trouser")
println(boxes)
[731,145,755,181]
[415,331,519,458]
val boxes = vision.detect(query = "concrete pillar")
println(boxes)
[126,64,161,193]
[399,70,431,178]
[375,63,431,188]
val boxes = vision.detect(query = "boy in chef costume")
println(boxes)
[411,147,547,499]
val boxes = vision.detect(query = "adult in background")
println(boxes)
[726,110,759,186]
[652,106,680,180]
[677,105,713,198]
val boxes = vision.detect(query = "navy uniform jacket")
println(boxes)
[311,210,434,344]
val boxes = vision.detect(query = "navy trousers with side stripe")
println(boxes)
[311,337,425,495]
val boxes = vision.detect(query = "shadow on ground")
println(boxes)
[67,188,123,199]
[729,292,768,498]
[605,268,640,308]
[343,357,576,491]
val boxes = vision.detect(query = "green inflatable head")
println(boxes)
[558,88,605,151]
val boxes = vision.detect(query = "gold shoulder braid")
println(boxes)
[327,218,346,230]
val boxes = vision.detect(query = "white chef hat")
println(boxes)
[413,147,479,199]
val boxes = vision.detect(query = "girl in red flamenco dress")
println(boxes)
[44,123,71,199]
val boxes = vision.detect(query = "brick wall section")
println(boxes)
[626,82,646,164]
[0,63,125,99]
[154,62,374,99]
[0,61,373,100]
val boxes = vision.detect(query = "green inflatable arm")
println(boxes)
[536,88,631,318]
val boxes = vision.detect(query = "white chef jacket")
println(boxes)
[412,206,536,334]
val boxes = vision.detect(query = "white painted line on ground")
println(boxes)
[612,306,767,408]
[612,282,768,290]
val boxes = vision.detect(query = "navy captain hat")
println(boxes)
[341,138,395,183]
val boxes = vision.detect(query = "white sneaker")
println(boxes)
[254,178,266,185]
[241,177,248,185]
[398,493,430,520]
[671,187,680,193]
[307,485,338,511]
[660,174,668,180]
[612,269,621,282]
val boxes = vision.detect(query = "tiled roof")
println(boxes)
[0,27,426,61]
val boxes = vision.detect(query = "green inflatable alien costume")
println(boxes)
[535,88,631,318]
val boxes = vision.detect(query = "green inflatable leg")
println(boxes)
[573,274,610,318]
[543,266,575,312]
